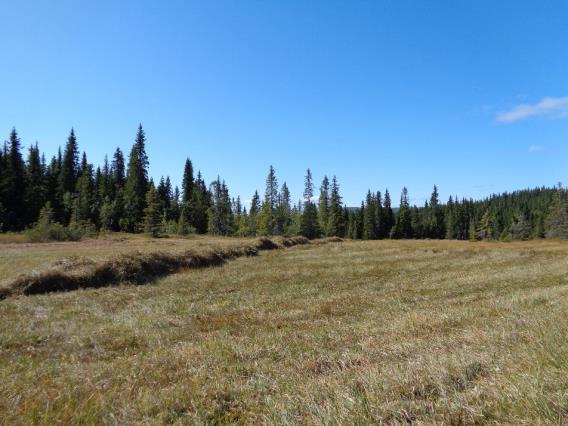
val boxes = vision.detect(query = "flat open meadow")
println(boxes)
[1,237,567,424]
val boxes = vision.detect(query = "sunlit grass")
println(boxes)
[1,239,567,423]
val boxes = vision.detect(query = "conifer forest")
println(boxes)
[0,126,563,242]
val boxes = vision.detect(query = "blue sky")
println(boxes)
[1,1,567,207]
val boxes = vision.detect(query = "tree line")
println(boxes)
[0,126,566,240]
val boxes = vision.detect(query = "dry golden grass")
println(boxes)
[0,233,261,282]
[0,239,567,424]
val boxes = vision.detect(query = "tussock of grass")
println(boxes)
[0,236,317,299]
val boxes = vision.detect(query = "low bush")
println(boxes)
[25,222,84,242]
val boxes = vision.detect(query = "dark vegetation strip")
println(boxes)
[0,237,343,300]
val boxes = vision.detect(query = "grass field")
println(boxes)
[1,238,567,424]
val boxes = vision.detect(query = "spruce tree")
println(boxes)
[111,147,125,190]
[190,171,210,234]
[328,176,344,237]
[25,143,46,225]
[261,165,278,234]
[363,190,376,239]
[318,176,330,236]
[511,213,531,240]
[477,209,495,240]
[122,125,149,232]
[73,163,95,224]
[181,158,194,204]
[445,196,455,239]
[79,151,88,176]
[374,191,384,238]
[545,184,568,239]
[428,185,445,238]
[143,181,161,237]
[392,187,412,238]
[300,168,319,239]
[248,190,261,236]
[277,182,292,235]
[59,128,79,196]
[383,189,395,237]
[208,177,233,235]
[3,129,27,230]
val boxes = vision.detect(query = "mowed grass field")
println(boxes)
[1,238,567,424]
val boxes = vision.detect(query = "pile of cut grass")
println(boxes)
[0,236,314,299]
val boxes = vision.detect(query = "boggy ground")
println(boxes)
[0,239,567,424]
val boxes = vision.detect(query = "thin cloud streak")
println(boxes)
[528,145,545,153]
[496,97,568,123]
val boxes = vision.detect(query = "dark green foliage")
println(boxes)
[259,166,279,235]
[382,190,395,237]
[122,125,149,232]
[190,171,210,234]
[545,185,568,239]
[208,177,233,236]
[427,185,445,238]
[511,213,532,240]
[300,169,319,239]
[363,190,376,240]
[2,129,27,230]
[25,143,46,225]
[476,209,494,240]
[59,128,79,199]
[143,181,162,237]
[392,187,413,239]
[318,176,330,236]
[111,148,126,190]
[0,125,563,242]
[276,182,292,235]
[181,158,194,204]
[327,176,344,237]
[246,190,260,236]
[25,202,84,242]
[72,163,96,225]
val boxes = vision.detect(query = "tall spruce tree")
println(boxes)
[143,181,161,237]
[383,189,395,237]
[73,163,95,224]
[428,185,445,238]
[190,171,210,234]
[327,176,344,237]
[181,158,194,204]
[111,147,125,190]
[374,191,384,238]
[318,176,330,236]
[3,129,27,230]
[208,177,233,235]
[59,128,79,196]
[300,168,319,239]
[277,182,292,235]
[25,143,46,225]
[122,125,149,232]
[249,190,261,236]
[260,165,279,234]
[363,190,376,239]
[392,187,412,238]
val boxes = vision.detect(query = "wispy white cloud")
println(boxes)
[528,145,545,153]
[496,97,568,123]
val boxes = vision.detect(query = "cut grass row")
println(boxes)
[0,236,316,299]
